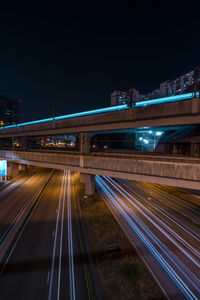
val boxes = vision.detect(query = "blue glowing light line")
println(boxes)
[0,104,128,130]
[95,177,190,298]
[123,180,200,239]
[105,176,200,290]
[135,92,198,107]
[95,175,199,299]
[0,92,198,130]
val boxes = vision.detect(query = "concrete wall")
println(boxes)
[0,150,200,190]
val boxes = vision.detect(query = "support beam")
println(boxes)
[190,142,199,157]
[19,164,28,172]
[7,162,19,178]
[85,174,95,195]
[20,136,28,151]
[79,173,85,183]
[79,132,90,154]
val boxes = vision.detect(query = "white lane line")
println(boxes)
[57,171,67,300]
[98,177,200,299]
[47,271,50,285]
[48,171,65,300]
[112,178,200,260]
[67,171,76,300]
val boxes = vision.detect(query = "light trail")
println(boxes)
[67,170,76,300]
[57,171,67,300]
[123,180,200,239]
[96,175,200,299]
[48,170,66,300]
[107,177,200,266]
[48,170,76,300]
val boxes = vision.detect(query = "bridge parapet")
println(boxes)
[0,150,200,190]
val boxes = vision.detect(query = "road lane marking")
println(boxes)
[67,170,76,300]
[47,271,50,285]
[96,176,200,300]
[48,171,65,300]
[57,171,67,300]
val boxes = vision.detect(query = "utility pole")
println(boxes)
[125,85,134,108]
[52,106,55,128]
[129,86,133,108]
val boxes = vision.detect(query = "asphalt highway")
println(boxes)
[0,167,52,242]
[0,170,91,300]
[96,176,200,300]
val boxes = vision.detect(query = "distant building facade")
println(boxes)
[0,94,20,126]
[111,87,140,106]
[111,66,200,106]
[146,67,200,99]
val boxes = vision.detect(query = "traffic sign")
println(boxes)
[0,160,7,176]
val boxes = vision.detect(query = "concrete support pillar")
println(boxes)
[79,132,90,155]
[7,162,19,178]
[190,142,199,157]
[80,173,85,183]
[20,136,28,151]
[19,164,28,172]
[85,174,95,196]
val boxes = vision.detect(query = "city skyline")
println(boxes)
[0,2,200,121]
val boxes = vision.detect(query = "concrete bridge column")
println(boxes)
[190,142,199,157]
[7,162,19,178]
[79,173,85,183]
[79,132,90,154]
[19,164,28,172]
[20,137,28,151]
[85,174,95,195]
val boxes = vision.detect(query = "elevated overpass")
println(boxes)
[0,149,200,193]
[0,93,199,138]
[0,92,200,194]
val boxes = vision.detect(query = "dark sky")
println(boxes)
[0,1,200,122]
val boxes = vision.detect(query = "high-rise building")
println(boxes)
[111,66,200,106]
[145,67,200,99]
[0,94,20,126]
[111,87,140,106]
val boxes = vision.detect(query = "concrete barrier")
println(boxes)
[0,150,200,190]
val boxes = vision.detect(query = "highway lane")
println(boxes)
[96,176,200,300]
[0,170,92,300]
[0,167,52,241]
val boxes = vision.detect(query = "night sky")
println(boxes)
[0,2,200,122]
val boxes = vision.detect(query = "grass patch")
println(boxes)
[122,263,142,281]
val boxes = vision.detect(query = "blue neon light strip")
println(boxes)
[135,92,198,107]
[0,92,198,130]
[0,104,128,129]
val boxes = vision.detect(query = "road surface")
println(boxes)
[0,170,92,300]
[96,176,200,300]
